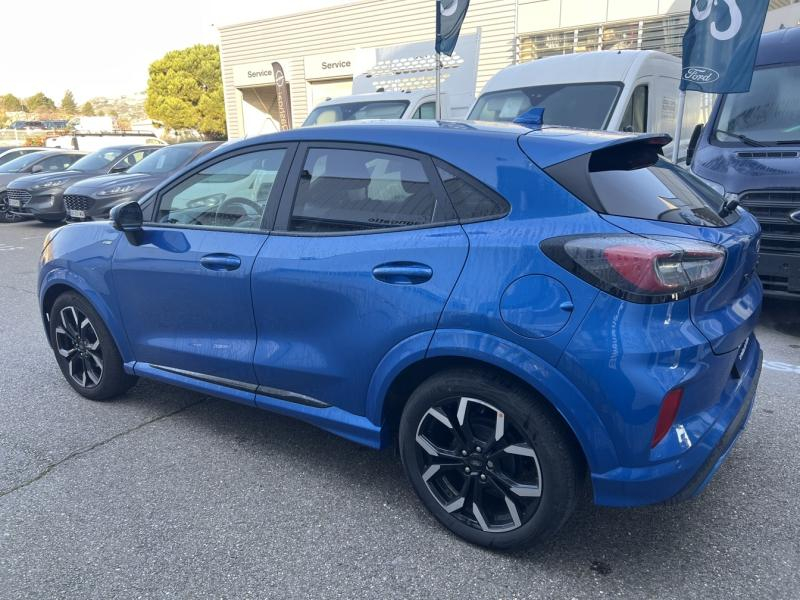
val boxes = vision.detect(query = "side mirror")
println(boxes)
[109,164,129,174]
[686,123,704,167]
[30,164,43,173]
[110,201,143,245]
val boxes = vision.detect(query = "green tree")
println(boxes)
[26,92,56,112]
[145,44,226,139]
[80,101,95,116]
[61,90,77,113]
[0,93,23,112]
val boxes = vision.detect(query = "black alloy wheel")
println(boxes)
[54,305,104,389]
[414,395,543,533]
[400,368,582,550]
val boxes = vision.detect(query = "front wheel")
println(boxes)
[399,368,583,550]
[49,291,138,401]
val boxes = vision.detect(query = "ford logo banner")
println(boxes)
[790,210,800,225]
[680,0,770,94]
[682,67,720,84]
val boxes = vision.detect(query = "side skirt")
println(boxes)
[132,362,384,449]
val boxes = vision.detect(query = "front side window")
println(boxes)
[620,85,648,133]
[412,102,436,120]
[468,82,623,130]
[287,148,439,233]
[713,63,800,145]
[129,145,198,175]
[39,154,80,172]
[303,101,410,126]
[156,149,286,230]
[114,149,155,171]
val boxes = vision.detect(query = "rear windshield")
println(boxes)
[546,142,739,227]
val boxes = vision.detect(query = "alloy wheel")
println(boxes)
[54,306,104,388]
[414,396,542,533]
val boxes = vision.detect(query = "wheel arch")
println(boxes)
[39,273,133,363]
[370,330,619,475]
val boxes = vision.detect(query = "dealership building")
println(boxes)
[218,0,800,138]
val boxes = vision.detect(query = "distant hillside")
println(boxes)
[87,92,147,122]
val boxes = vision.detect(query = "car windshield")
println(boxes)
[468,82,623,129]
[714,64,800,144]
[304,100,410,126]
[69,148,127,172]
[0,152,46,173]
[127,145,197,175]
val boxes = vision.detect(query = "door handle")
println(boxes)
[200,253,242,271]
[372,262,433,285]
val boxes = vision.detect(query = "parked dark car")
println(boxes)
[0,146,45,168]
[63,142,221,221]
[0,150,85,222]
[7,145,159,222]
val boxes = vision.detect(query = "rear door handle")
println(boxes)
[372,262,433,285]
[200,253,241,271]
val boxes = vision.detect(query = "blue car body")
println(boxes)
[39,120,762,508]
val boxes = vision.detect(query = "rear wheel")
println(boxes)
[399,368,582,550]
[49,292,137,401]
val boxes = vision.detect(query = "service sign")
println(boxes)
[233,61,293,87]
[304,52,355,80]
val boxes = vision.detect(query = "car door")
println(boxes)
[112,144,295,393]
[251,142,470,416]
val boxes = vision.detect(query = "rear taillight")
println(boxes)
[651,388,683,447]
[541,234,725,303]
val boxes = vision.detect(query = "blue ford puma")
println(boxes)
[38,120,762,549]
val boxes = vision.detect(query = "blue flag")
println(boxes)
[680,0,770,94]
[436,0,470,56]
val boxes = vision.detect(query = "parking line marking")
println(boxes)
[763,360,800,376]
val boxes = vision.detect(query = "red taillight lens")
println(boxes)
[541,234,725,303]
[651,388,683,448]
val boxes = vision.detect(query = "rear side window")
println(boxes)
[436,164,509,222]
[287,148,446,233]
[546,141,738,227]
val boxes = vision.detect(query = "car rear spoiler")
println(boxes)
[518,128,672,169]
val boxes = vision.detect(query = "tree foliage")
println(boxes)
[61,90,77,113]
[80,101,95,116]
[145,44,226,139]
[26,92,56,112]
[0,93,23,112]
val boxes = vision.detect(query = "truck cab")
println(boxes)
[303,90,448,126]
[689,27,800,299]
[468,50,709,160]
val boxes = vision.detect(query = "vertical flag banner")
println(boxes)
[272,62,293,130]
[436,0,470,56]
[680,0,770,94]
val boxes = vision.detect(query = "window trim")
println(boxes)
[620,84,649,134]
[432,158,512,224]
[273,141,459,237]
[144,142,298,234]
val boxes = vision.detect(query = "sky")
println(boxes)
[0,0,351,104]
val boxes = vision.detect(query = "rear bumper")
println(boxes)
[591,337,762,507]
[758,252,800,298]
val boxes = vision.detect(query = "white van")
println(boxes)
[468,50,711,160]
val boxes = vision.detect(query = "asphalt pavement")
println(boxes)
[1,220,798,600]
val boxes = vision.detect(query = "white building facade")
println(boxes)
[218,0,799,138]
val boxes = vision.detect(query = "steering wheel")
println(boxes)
[215,197,262,227]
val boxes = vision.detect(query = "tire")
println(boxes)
[399,367,583,551]
[49,291,138,401]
